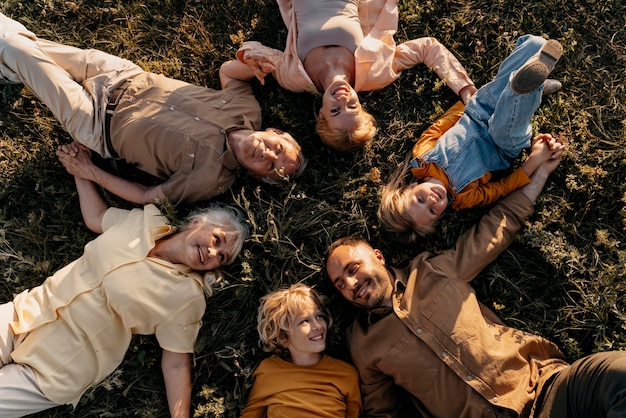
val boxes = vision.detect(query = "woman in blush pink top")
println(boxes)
[235,0,477,151]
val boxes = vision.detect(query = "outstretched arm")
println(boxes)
[394,37,477,104]
[452,133,565,210]
[56,143,109,233]
[431,155,562,283]
[229,43,277,86]
[234,41,283,85]
[521,133,565,177]
[162,350,192,418]
[57,142,167,205]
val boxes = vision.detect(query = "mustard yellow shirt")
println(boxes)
[10,205,205,405]
[240,355,362,418]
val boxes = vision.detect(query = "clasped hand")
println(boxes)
[56,141,97,180]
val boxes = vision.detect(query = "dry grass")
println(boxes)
[0,0,624,416]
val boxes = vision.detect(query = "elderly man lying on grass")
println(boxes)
[0,12,305,206]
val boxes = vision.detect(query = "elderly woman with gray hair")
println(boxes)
[0,144,249,418]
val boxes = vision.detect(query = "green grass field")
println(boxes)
[0,0,624,416]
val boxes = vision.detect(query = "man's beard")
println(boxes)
[354,273,388,310]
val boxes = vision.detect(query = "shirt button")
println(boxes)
[194,116,200,121]
[441,352,447,358]
[466,375,473,381]
[416,328,423,334]
[485,407,492,414]
[395,307,400,312]
[169,106,175,111]
[188,153,195,158]
[492,397,499,403]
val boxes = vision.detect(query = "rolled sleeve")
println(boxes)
[155,296,205,353]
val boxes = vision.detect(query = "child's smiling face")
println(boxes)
[405,179,449,229]
[284,306,327,365]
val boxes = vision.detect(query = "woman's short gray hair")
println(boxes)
[180,204,250,265]
[179,204,250,297]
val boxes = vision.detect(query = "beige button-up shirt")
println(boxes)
[10,205,205,405]
[110,73,262,204]
[348,190,569,417]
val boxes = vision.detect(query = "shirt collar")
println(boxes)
[360,267,404,326]
[220,116,257,171]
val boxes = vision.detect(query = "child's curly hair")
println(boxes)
[256,283,333,357]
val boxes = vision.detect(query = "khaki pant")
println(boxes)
[0,302,62,417]
[0,12,144,158]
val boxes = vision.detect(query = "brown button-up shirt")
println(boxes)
[109,73,261,204]
[347,190,569,417]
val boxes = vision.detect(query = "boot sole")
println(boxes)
[511,39,563,95]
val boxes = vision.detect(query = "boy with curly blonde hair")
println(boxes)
[240,284,361,417]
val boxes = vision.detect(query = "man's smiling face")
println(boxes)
[232,129,300,181]
[326,242,393,309]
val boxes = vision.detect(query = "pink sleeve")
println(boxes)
[394,37,475,95]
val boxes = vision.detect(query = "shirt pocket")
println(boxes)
[211,91,233,109]
[177,137,199,173]
[376,335,438,393]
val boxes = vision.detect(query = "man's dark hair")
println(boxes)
[324,235,372,267]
